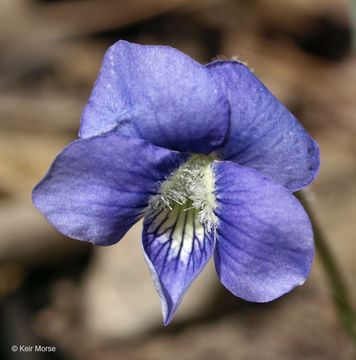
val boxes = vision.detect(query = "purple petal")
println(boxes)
[142,205,215,325]
[32,134,188,246]
[80,40,229,154]
[207,61,320,192]
[212,160,314,302]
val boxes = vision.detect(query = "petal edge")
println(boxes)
[32,134,189,246]
[142,204,215,324]
[207,60,320,192]
[212,160,314,302]
[80,40,229,154]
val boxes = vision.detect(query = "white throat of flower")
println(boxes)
[148,154,218,232]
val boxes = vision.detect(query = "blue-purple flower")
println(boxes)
[32,40,320,325]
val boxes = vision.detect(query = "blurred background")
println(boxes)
[1,0,356,359]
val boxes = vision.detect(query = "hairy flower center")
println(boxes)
[149,154,218,232]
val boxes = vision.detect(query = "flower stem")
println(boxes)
[297,191,356,343]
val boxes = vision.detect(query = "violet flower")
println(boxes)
[32,41,320,325]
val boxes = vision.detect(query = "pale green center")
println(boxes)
[148,154,218,232]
